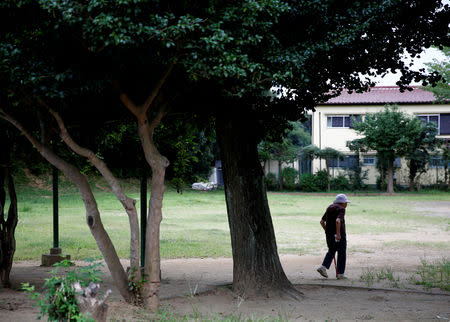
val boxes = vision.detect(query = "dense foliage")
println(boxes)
[424,46,450,102]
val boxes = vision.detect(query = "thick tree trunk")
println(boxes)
[216,114,301,299]
[0,162,18,288]
[387,161,395,194]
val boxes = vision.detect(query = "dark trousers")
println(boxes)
[322,234,347,275]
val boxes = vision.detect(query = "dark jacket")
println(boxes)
[321,203,346,237]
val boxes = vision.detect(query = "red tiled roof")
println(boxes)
[323,86,437,105]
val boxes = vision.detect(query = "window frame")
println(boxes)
[327,115,351,128]
[417,114,440,133]
[362,156,376,166]
[430,156,445,169]
[329,155,359,168]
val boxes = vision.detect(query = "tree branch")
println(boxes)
[111,80,141,118]
[142,61,175,114]
[148,101,170,133]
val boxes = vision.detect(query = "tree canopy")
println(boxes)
[2,0,448,123]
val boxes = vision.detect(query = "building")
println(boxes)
[311,86,450,187]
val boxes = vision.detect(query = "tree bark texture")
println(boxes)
[0,154,18,288]
[387,161,395,194]
[137,113,168,309]
[0,112,134,302]
[216,114,300,299]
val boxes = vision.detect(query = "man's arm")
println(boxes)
[335,218,341,241]
[320,219,326,231]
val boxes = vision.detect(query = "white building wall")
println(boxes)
[310,103,450,187]
[262,159,299,178]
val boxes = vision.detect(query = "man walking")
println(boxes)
[317,194,349,279]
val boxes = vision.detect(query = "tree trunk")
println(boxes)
[0,159,18,288]
[387,161,395,194]
[216,114,301,299]
[325,160,331,192]
[278,160,283,190]
[408,178,415,192]
[408,160,417,192]
[135,110,169,310]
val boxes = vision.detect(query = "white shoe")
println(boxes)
[337,274,347,280]
[317,266,328,278]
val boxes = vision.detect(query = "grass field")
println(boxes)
[8,177,450,261]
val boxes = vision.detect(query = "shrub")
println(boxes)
[264,173,278,190]
[314,170,328,191]
[348,162,368,190]
[22,259,104,321]
[281,167,298,191]
[298,173,318,192]
[331,175,351,191]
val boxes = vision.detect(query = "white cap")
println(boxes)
[334,194,350,204]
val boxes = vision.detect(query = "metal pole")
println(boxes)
[140,167,147,267]
[52,165,59,249]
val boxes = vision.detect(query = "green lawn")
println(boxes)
[9,179,450,260]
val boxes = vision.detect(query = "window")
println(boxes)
[363,156,376,166]
[329,155,359,168]
[430,157,447,169]
[417,114,440,133]
[440,114,450,135]
[327,116,349,128]
[327,115,362,128]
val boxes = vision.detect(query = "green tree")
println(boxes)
[405,122,442,191]
[352,105,426,193]
[423,47,450,102]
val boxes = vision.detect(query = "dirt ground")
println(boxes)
[1,202,449,321]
